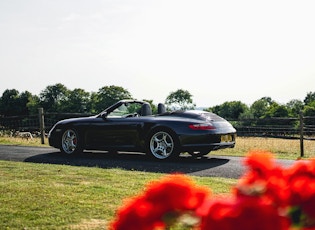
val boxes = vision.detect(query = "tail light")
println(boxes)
[189,123,216,130]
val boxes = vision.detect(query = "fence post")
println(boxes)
[299,111,304,157]
[38,108,45,144]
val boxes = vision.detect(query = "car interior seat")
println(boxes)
[158,103,166,114]
[140,103,152,116]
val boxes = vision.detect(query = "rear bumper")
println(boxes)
[179,133,236,152]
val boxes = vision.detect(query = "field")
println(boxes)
[214,136,315,159]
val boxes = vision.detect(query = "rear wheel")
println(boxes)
[60,129,82,154]
[147,130,179,160]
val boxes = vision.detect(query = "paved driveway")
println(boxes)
[0,145,295,179]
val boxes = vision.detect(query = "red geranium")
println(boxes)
[198,196,290,230]
[235,150,290,207]
[286,159,315,226]
[109,174,211,230]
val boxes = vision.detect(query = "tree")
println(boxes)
[62,88,90,113]
[286,99,304,117]
[304,92,315,106]
[0,89,37,116]
[18,91,33,115]
[26,94,40,115]
[39,83,69,112]
[303,104,315,126]
[250,97,274,118]
[94,85,132,113]
[264,103,289,118]
[86,92,98,114]
[206,101,249,120]
[165,89,195,110]
[0,89,36,116]
[303,103,315,116]
[0,89,21,116]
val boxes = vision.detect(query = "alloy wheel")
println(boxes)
[149,131,175,160]
[61,129,78,154]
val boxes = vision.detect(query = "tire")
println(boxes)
[60,129,82,154]
[146,129,179,160]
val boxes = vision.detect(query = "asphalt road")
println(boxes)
[0,145,295,179]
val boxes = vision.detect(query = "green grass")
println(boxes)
[0,160,236,229]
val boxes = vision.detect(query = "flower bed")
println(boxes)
[109,150,315,230]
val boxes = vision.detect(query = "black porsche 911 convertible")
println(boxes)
[48,100,236,160]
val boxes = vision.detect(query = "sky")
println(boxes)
[0,0,315,107]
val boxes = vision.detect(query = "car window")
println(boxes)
[108,104,128,117]
[108,103,143,118]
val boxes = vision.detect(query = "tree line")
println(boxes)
[0,83,315,120]
[0,84,194,116]
[206,94,315,120]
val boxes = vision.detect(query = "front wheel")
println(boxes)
[60,129,82,154]
[146,130,179,160]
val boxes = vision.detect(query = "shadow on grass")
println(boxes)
[24,150,233,177]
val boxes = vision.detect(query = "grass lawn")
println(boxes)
[0,160,236,229]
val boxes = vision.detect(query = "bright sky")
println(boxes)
[0,0,315,107]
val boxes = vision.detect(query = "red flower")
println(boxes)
[145,174,210,211]
[235,150,290,207]
[109,174,211,230]
[286,159,315,223]
[199,196,290,230]
[110,196,162,230]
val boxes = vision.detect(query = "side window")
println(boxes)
[107,102,143,118]
[126,103,142,114]
[108,104,128,117]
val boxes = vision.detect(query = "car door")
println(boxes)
[85,117,141,150]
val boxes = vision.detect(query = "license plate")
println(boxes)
[221,134,233,142]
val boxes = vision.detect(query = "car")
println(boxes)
[48,100,236,160]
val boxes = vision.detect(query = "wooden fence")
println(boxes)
[230,113,315,157]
